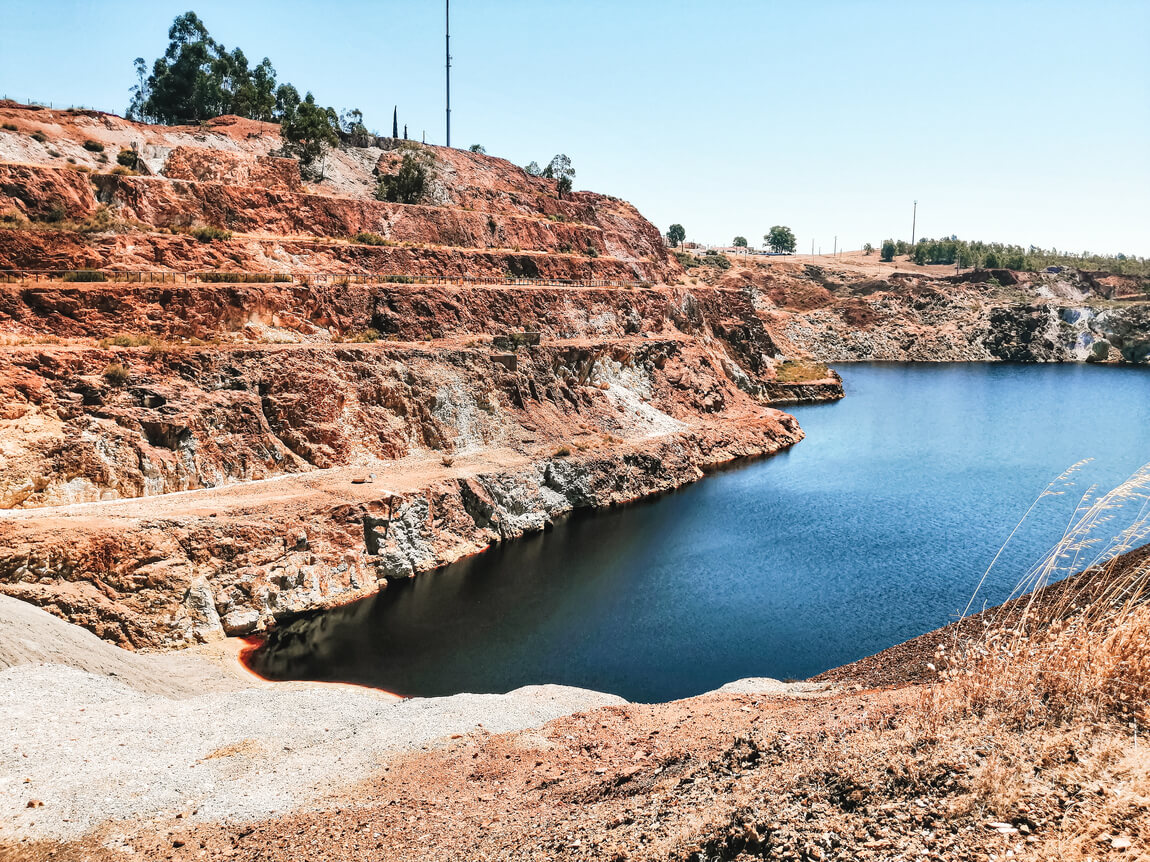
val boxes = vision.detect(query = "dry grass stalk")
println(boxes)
[933,462,1150,732]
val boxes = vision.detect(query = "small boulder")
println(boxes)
[221,607,261,636]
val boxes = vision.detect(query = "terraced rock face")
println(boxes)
[0,103,845,646]
[0,278,820,502]
[0,103,672,282]
[0,333,817,647]
[0,271,840,647]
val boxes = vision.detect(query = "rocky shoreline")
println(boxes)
[0,413,820,649]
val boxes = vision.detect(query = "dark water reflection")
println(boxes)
[251,363,1150,702]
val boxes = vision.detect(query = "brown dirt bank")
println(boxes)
[0,104,675,284]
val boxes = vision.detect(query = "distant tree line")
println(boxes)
[877,236,1148,275]
[664,225,798,254]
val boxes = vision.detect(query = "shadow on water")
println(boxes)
[250,362,1150,703]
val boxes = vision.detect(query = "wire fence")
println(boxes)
[0,269,649,289]
[0,96,113,114]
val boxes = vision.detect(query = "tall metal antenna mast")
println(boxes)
[445,0,451,148]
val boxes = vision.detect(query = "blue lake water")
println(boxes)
[250,363,1150,702]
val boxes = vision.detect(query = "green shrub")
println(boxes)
[352,231,388,246]
[100,333,156,347]
[190,225,232,243]
[552,446,572,458]
[111,165,137,176]
[700,252,731,270]
[31,130,47,143]
[1,123,16,132]
[383,274,415,283]
[79,206,115,233]
[674,250,696,269]
[61,269,106,282]
[375,151,434,204]
[345,327,381,343]
[82,140,105,153]
[101,362,130,386]
[492,331,541,351]
[116,148,138,169]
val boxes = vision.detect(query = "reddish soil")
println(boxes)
[0,104,672,283]
[1,103,1145,862]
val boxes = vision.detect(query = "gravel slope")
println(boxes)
[0,596,624,843]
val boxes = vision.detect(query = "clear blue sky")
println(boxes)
[2,0,1147,255]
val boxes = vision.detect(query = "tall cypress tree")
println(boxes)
[392,106,398,138]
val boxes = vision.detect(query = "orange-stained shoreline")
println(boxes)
[228,634,406,700]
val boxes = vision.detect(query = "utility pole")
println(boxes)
[811,239,814,256]
[445,0,451,148]
[833,235,837,257]
[911,200,917,248]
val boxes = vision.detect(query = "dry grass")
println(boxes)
[774,359,832,383]
[334,327,382,344]
[701,462,1150,860]
[923,602,1150,731]
[11,205,142,236]
[885,462,1150,858]
[932,462,1150,732]
[101,362,129,387]
[100,332,158,348]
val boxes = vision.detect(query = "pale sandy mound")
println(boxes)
[0,596,624,842]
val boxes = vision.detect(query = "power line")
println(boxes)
[444,1,451,147]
